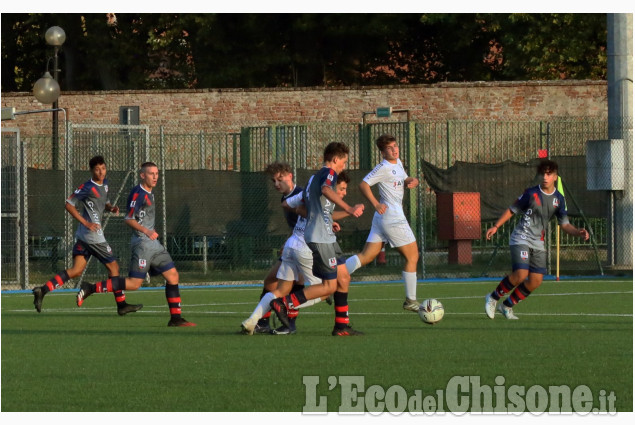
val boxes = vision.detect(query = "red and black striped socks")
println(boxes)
[95,276,126,294]
[166,284,182,319]
[333,291,349,330]
[491,276,515,301]
[503,282,532,307]
[41,270,70,294]
[284,290,307,309]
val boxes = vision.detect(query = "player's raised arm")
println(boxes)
[485,209,514,240]
[65,202,100,232]
[404,177,419,189]
[321,185,364,217]
[359,180,386,215]
[105,203,119,214]
[561,223,590,241]
[124,215,159,240]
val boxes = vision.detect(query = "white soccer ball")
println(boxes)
[418,298,444,325]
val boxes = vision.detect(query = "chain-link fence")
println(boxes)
[1,117,632,290]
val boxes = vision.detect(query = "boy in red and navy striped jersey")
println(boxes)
[76,161,195,327]
[484,160,589,320]
[32,155,142,316]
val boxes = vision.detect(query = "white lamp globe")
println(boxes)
[33,71,61,104]
[45,26,66,47]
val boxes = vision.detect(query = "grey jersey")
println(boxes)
[125,184,156,243]
[303,167,338,244]
[66,179,111,244]
[508,185,569,250]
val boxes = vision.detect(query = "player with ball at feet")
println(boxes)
[484,160,589,320]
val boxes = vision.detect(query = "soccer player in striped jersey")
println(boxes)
[251,162,305,334]
[76,162,195,327]
[344,134,421,312]
[31,155,142,316]
[270,142,365,336]
[484,160,589,320]
[241,171,352,335]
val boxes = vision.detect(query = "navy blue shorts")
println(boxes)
[72,239,117,264]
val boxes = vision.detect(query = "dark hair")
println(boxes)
[140,161,158,174]
[537,159,558,174]
[376,134,397,151]
[337,170,350,185]
[264,161,292,177]
[89,155,105,170]
[323,142,349,162]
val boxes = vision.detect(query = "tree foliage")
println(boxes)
[1,13,607,92]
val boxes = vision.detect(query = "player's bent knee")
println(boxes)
[66,269,82,279]
[126,279,143,290]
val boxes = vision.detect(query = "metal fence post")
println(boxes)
[65,122,73,271]
[446,120,451,168]
[416,123,426,279]
[160,126,167,248]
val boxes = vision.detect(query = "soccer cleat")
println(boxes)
[253,322,272,334]
[402,298,420,312]
[271,325,297,335]
[485,294,497,319]
[325,294,334,305]
[117,303,144,316]
[168,317,197,327]
[269,298,290,328]
[76,282,95,307]
[332,325,364,336]
[32,287,44,313]
[497,303,519,320]
[241,317,258,335]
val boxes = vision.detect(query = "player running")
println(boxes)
[76,161,196,327]
[344,134,421,312]
[241,171,352,335]
[31,155,142,316]
[270,142,365,336]
[484,159,589,320]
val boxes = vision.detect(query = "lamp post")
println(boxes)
[33,26,65,170]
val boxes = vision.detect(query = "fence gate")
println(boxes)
[1,128,28,289]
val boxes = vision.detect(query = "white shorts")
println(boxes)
[366,215,416,248]
[276,246,321,286]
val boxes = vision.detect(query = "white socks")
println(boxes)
[249,291,275,321]
[296,297,322,309]
[403,271,417,300]
[345,255,362,275]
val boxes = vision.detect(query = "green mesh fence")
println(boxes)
[1,117,630,290]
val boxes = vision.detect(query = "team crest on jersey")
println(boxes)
[104,185,108,193]
[520,250,529,260]
[392,170,396,175]
[139,259,147,269]
[552,198,559,207]
[329,257,337,268]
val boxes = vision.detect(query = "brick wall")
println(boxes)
[2,80,607,134]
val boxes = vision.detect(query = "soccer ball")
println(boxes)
[418,299,444,325]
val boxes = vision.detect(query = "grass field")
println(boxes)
[1,277,632,413]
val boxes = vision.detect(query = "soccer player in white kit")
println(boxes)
[345,134,421,312]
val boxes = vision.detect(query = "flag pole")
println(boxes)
[556,222,561,281]
[556,175,566,282]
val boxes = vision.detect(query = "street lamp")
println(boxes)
[33,26,65,169]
